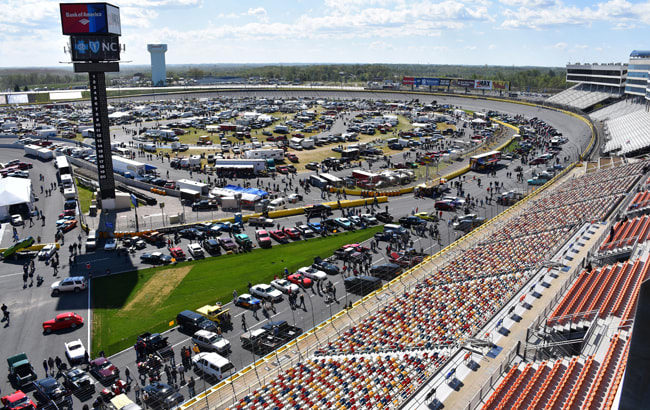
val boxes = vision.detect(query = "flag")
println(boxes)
[130,194,138,208]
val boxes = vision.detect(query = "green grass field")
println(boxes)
[92,226,381,355]
[76,181,94,214]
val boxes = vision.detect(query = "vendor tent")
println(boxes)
[0,177,33,220]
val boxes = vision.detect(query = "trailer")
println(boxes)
[24,145,54,160]
[213,159,267,173]
[112,156,146,177]
[177,179,209,195]
[244,149,284,161]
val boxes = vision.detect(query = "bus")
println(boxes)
[55,156,71,176]
[319,173,344,188]
[309,175,328,189]
[469,150,501,171]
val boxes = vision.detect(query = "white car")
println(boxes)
[51,276,87,294]
[187,243,204,258]
[270,278,300,295]
[38,244,57,260]
[65,339,86,363]
[104,238,117,251]
[297,266,327,281]
[191,330,231,354]
[360,214,378,225]
[11,214,23,226]
[250,284,283,303]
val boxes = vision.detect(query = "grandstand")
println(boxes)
[603,110,650,156]
[546,84,623,111]
[589,99,646,122]
[195,157,649,410]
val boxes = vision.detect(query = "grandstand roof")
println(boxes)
[630,50,650,58]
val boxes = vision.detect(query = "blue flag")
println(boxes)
[131,194,138,208]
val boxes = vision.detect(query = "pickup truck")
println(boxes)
[191,200,219,212]
[240,329,284,354]
[136,332,174,362]
[261,321,302,343]
[452,214,486,232]
[143,231,165,244]
[7,353,37,388]
[248,217,275,227]
[196,303,232,329]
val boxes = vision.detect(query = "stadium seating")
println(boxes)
[482,336,629,410]
[626,190,650,213]
[547,259,650,325]
[598,216,650,254]
[604,110,650,155]
[546,84,621,110]
[223,160,648,410]
[590,99,645,122]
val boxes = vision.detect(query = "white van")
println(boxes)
[269,198,287,210]
[192,352,234,380]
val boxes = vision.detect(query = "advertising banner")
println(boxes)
[7,94,28,104]
[492,80,509,90]
[474,80,493,90]
[439,79,451,86]
[454,79,475,88]
[419,78,440,86]
[70,35,120,61]
[60,3,121,35]
[402,77,415,85]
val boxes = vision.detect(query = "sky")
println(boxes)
[0,0,647,68]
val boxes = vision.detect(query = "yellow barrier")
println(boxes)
[0,242,61,253]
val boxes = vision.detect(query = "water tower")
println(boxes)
[147,44,167,86]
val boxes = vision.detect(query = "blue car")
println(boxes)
[334,218,353,230]
[527,177,549,186]
[307,222,324,233]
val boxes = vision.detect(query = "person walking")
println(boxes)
[43,360,48,376]
[241,314,247,332]
[47,357,55,377]
[178,363,185,384]
[299,294,306,310]
[188,377,196,397]
[134,383,141,402]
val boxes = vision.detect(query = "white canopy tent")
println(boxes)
[0,177,33,220]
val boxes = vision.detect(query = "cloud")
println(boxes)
[553,42,568,49]
[500,0,650,29]
[488,44,497,49]
[246,7,269,22]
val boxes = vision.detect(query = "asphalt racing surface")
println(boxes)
[0,91,592,408]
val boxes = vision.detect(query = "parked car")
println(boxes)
[187,243,205,258]
[250,284,283,303]
[1,390,36,409]
[142,382,184,410]
[62,367,93,392]
[312,260,340,275]
[287,273,313,288]
[37,244,57,260]
[296,266,327,281]
[64,339,86,363]
[103,238,117,251]
[255,230,273,248]
[42,312,83,334]
[169,247,186,260]
[270,278,300,295]
[219,237,238,252]
[89,357,119,383]
[234,294,261,310]
[369,263,403,280]
[283,227,301,240]
[32,377,72,409]
[191,330,231,354]
[344,275,383,295]
[50,276,87,295]
[269,230,289,243]
[140,252,173,265]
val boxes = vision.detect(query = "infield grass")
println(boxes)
[91,226,381,355]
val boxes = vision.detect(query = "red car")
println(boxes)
[43,312,84,334]
[255,230,273,248]
[16,162,33,170]
[1,390,36,410]
[286,153,299,163]
[283,227,301,240]
[58,209,76,218]
[169,247,186,260]
[287,273,313,288]
[269,230,289,243]
[276,165,288,174]
[60,220,77,233]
